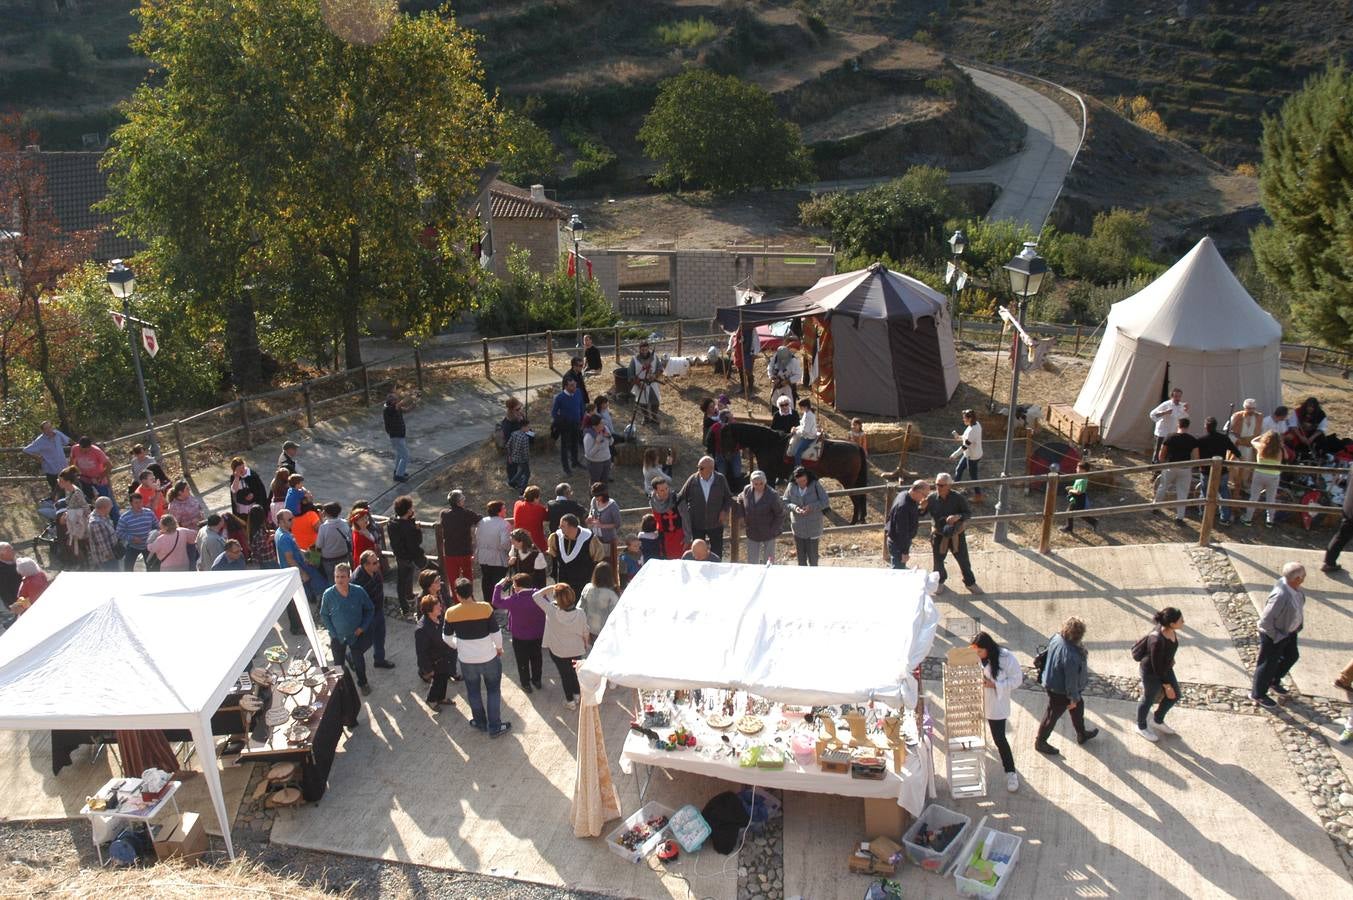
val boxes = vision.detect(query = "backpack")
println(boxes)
[1131,630,1154,662]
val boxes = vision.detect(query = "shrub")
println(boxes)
[799,166,961,262]
[654,17,720,49]
[1044,209,1161,286]
[1203,29,1237,52]
[924,77,955,97]
[563,126,617,181]
[1113,95,1168,136]
[45,31,97,78]
[475,248,618,338]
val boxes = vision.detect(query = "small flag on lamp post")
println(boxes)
[141,327,159,358]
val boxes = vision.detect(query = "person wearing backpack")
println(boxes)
[971,631,1024,792]
[1134,607,1184,742]
[1035,616,1098,755]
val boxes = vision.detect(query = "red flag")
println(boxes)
[566,250,576,278]
[585,257,593,281]
[141,327,159,358]
[111,311,126,331]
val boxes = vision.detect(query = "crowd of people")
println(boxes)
[5,350,1352,755]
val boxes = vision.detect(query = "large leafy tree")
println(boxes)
[103,0,500,378]
[639,69,812,194]
[1251,63,1353,350]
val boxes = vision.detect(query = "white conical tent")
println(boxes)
[0,570,323,859]
[1073,236,1282,450]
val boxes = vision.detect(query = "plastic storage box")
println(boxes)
[669,804,712,852]
[605,802,674,864]
[901,803,971,872]
[952,822,1022,898]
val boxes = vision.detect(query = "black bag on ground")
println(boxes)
[701,790,751,855]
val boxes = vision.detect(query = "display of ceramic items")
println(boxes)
[264,707,290,727]
[249,667,273,687]
[736,715,764,735]
[790,733,817,766]
[286,724,311,744]
[275,680,303,696]
[285,658,310,677]
[291,704,316,721]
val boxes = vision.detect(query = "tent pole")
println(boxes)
[294,586,327,666]
[192,713,235,859]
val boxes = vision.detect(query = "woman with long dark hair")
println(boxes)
[1136,607,1185,742]
[970,631,1024,792]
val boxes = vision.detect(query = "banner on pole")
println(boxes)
[141,327,160,358]
[111,311,126,331]
[955,272,968,291]
[944,262,956,285]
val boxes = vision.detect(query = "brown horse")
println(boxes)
[724,422,868,523]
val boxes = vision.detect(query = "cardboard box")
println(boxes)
[154,812,207,864]
[847,846,895,875]
[863,798,911,840]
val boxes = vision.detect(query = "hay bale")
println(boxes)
[862,422,922,453]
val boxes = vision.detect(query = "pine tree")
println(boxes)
[1251,64,1353,350]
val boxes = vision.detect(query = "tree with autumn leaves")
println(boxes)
[102,0,501,385]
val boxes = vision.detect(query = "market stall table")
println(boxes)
[236,666,359,802]
[619,706,929,816]
[79,776,181,865]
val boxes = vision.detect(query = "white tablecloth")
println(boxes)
[619,731,930,816]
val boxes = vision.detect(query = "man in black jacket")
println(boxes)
[386,495,425,614]
[547,483,586,534]
[384,391,411,483]
[440,489,479,596]
[676,456,733,559]
[886,479,929,569]
[353,549,394,670]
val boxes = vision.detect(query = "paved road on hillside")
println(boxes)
[802,65,1083,232]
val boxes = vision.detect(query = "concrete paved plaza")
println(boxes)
[3,543,1349,897]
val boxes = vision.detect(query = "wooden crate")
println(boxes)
[862,422,923,453]
[1046,404,1100,446]
[978,413,1029,442]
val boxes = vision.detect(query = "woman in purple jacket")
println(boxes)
[492,572,547,693]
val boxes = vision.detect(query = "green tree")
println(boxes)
[799,167,960,262]
[496,102,562,186]
[103,0,500,378]
[1251,64,1353,350]
[639,69,812,194]
[1044,209,1159,285]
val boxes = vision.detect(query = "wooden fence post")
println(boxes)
[1302,345,1312,373]
[546,331,554,370]
[899,424,912,476]
[482,339,491,379]
[1073,325,1082,357]
[957,315,964,344]
[238,399,254,447]
[675,320,683,356]
[883,484,896,562]
[413,347,424,392]
[1038,467,1059,554]
[361,365,372,405]
[171,419,202,498]
[614,325,622,363]
[302,381,315,428]
[1023,423,1035,493]
[730,513,741,563]
[1198,457,1223,547]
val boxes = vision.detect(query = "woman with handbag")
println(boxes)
[1035,616,1098,755]
[146,514,197,572]
[971,631,1024,792]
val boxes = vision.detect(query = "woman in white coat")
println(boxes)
[971,631,1024,792]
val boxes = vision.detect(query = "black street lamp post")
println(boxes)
[106,260,162,463]
[993,242,1047,543]
[947,228,967,316]
[565,214,586,351]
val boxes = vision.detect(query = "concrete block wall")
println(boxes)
[748,253,835,289]
[589,252,620,307]
[617,254,671,288]
[672,250,741,318]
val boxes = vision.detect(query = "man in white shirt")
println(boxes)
[790,398,818,468]
[1261,405,1291,439]
[1149,388,1188,458]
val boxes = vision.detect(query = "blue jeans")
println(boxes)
[1138,670,1179,728]
[506,461,530,494]
[1200,468,1233,523]
[460,656,504,730]
[954,456,981,494]
[888,539,909,569]
[368,609,388,664]
[122,545,150,571]
[790,436,814,467]
[390,437,410,478]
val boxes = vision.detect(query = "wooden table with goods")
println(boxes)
[236,663,360,802]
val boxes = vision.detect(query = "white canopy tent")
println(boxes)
[1073,236,1283,451]
[0,570,323,858]
[579,560,940,706]
[571,560,940,833]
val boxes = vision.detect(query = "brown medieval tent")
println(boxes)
[716,263,959,417]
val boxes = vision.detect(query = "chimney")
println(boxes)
[530,184,546,203]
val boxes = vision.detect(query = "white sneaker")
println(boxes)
[1150,720,1176,736]
[1136,725,1159,742]
[564,699,578,710]
[1005,772,1019,793]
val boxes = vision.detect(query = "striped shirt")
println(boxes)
[442,600,502,664]
[116,508,159,549]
